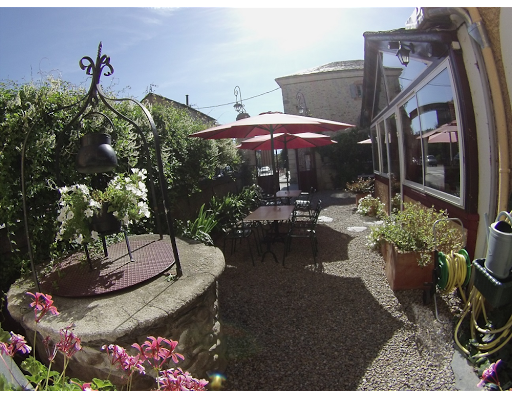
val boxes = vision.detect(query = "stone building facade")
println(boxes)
[275,60,364,190]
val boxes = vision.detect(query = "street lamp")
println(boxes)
[296,91,309,117]
[233,85,250,120]
[21,42,182,292]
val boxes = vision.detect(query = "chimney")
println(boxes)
[186,95,189,106]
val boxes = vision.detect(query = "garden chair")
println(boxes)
[222,221,258,266]
[294,187,315,213]
[282,200,322,268]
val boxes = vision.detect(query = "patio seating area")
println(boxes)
[214,189,479,391]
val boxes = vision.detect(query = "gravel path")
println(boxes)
[215,189,466,391]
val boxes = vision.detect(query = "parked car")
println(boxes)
[259,166,271,175]
[426,155,437,166]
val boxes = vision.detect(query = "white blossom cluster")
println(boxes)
[56,184,101,244]
[55,168,151,244]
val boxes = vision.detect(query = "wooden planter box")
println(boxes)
[380,241,434,291]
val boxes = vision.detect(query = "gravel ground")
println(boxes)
[214,189,467,391]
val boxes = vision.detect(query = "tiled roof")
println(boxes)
[142,93,216,124]
[286,60,365,77]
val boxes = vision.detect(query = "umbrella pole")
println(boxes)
[270,129,278,203]
[285,138,289,191]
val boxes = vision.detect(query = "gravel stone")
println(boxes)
[215,190,466,391]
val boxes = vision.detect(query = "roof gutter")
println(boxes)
[422,7,509,215]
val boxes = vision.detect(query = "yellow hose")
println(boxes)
[454,287,512,358]
[438,251,469,304]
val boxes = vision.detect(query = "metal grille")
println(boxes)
[39,236,175,297]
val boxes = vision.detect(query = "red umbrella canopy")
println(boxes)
[189,111,354,140]
[237,132,336,151]
[190,111,353,194]
[429,130,458,143]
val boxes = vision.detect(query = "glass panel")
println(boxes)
[416,69,460,197]
[378,120,388,174]
[386,114,401,205]
[373,53,389,118]
[381,51,430,103]
[400,96,423,185]
[370,126,379,172]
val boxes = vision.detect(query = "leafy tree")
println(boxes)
[317,127,373,189]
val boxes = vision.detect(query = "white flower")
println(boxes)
[90,199,101,209]
[91,231,99,241]
[84,208,94,218]
[66,211,74,220]
[75,234,83,244]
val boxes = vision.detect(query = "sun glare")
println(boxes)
[231,8,348,53]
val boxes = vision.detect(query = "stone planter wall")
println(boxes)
[381,241,434,291]
[6,237,226,391]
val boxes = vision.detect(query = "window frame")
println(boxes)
[370,57,464,207]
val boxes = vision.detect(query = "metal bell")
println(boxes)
[76,133,118,174]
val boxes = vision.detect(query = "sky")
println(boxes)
[0,5,417,126]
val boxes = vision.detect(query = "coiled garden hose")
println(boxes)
[454,287,512,358]
[437,250,471,304]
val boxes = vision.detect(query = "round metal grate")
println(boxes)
[39,236,175,297]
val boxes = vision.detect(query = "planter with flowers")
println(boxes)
[55,168,150,246]
[346,177,374,205]
[367,201,464,291]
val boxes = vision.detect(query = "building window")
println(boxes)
[371,59,463,205]
[350,83,363,99]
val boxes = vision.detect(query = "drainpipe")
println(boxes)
[423,7,510,214]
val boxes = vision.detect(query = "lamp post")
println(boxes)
[296,91,309,117]
[233,85,250,120]
[21,42,182,292]
[396,42,414,67]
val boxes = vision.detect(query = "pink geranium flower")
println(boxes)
[132,336,184,370]
[56,325,81,358]
[0,332,32,357]
[156,368,208,391]
[478,359,503,390]
[26,292,59,323]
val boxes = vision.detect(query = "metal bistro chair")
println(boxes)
[282,200,322,268]
[294,187,315,213]
[222,220,260,266]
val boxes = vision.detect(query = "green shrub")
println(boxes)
[346,177,374,194]
[367,201,464,267]
[175,204,218,246]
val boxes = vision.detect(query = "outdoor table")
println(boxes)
[243,205,295,262]
[275,189,302,205]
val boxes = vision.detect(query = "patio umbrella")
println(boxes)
[237,132,336,151]
[428,130,458,143]
[237,132,336,189]
[190,111,354,194]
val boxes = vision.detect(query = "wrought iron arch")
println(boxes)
[21,42,182,292]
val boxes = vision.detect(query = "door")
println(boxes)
[296,148,318,191]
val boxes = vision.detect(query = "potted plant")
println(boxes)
[367,201,464,291]
[356,195,386,218]
[55,168,150,245]
[346,177,374,204]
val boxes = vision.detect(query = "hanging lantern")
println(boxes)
[76,132,118,174]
